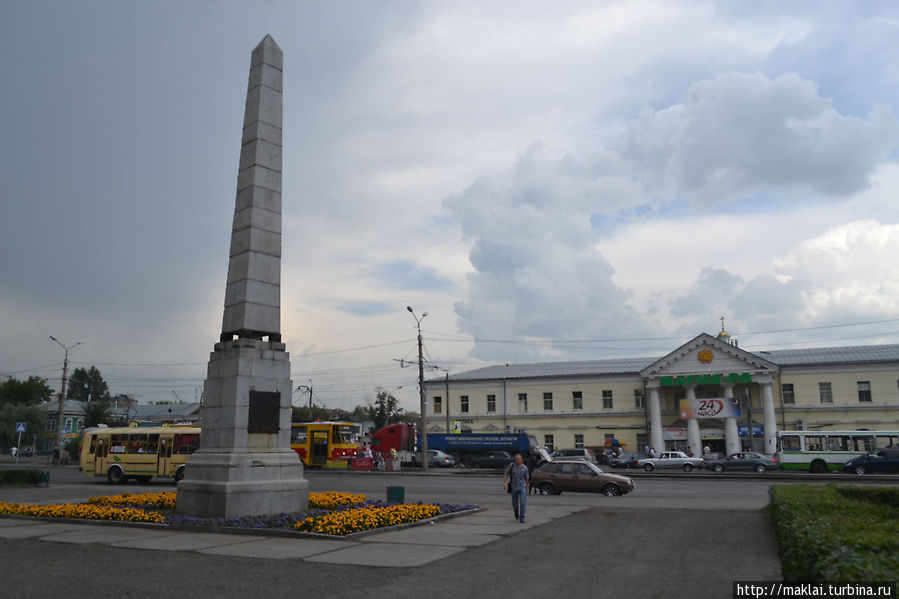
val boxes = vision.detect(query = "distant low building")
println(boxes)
[39,400,85,453]
[130,403,201,425]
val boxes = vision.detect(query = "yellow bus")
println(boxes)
[290,422,358,467]
[80,426,201,484]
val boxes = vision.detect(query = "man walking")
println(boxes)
[504,452,530,523]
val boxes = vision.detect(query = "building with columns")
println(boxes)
[424,332,899,456]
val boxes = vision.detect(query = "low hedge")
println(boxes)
[0,470,42,486]
[770,485,899,582]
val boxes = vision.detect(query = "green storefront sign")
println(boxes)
[660,373,753,387]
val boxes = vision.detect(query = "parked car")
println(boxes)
[705,452,778,473]
[636,451,705,472]
[609,452,645,469]
[413,450,456,468]
[469,451,514,469]
[531,459,635,497]
[843,449,899,475]
[551,448,596,463]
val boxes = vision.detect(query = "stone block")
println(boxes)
[232,205,281,235]
[228,303,280,335]
[243,84,282,129]
[250,35,283,71]
[228,227,281,259]
[239,138,282,173]
[224,280,280,309]
[237,164,281,194]
[235,185,281,213]
[226,251,280,285]
[247,61,283,93]
[242,121,282,147]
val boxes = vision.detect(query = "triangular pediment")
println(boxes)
[640,333,778,379]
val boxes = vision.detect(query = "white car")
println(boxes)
[636,451,705,472]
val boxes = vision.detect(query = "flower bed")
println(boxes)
[88,491,176,510]
[307,491,366,509]
[0,491,477,536]
[295,503,441,535]
[0,501,164,523]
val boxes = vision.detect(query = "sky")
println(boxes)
[2,1,899,412]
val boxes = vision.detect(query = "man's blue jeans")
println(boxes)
[511,489,526,521]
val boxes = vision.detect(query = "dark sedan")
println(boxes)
[531,459,635,496]
[609,452,644,469]
[706,452,778,473]
[844,449,899,475]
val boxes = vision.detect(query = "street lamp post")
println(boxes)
[407,306,428,472]
[49,335,83,454]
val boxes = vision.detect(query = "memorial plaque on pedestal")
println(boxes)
[248,390,280,433]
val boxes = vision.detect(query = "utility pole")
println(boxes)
[407,306,428,472]
[308,380,313,409]
[49,336,82,453]
[445,370,450,434]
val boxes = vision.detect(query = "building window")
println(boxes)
[602,390,613,409]
[47,419,57,432]
[818,382,833,404]
[572,391,583,411]
[544,434,554,449]
[460,395,469,413]
[857,381,872,403]
[636,433,648,450]
[574,434,584,449]
[433,396,442,414]
[486,394,496,413]
[634,389,645,408]
[604,434,615,443]
[781,384,795,405]
[543,392,553,411]
[518,393,528,412]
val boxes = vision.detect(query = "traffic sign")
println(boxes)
[61,427,69,435]
[15,422,26,433]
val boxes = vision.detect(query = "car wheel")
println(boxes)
[643,464,654,472]
[539,482,556,495]
[754,464,767,474]
[810,460,828,474]
[601,484,621,497]
[174,466,185,483]
[682,464,694,473]
[854,466,866,476]
[713,464,725,474]
[107,466,126,485]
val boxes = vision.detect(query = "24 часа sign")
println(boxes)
[679,398,742,419]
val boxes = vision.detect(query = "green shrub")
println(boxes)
[0,469,43,486]
[835,485,899,508]
[770,485,899,582]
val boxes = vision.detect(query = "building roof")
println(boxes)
[436,342,899,383]
[130,403,201,422]
[40,400,86,415]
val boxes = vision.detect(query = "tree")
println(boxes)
[0,403,47,451]
[66,367,110,403]
[367,390,405,431]
[0,376,53,406]
[83,400,111,428]
[291,405,332,422]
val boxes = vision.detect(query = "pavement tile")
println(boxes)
[109,532,265,552]
[200,537,357,559]
[424,522,523,535]
[304,542,465,567]
[40,527,172,545]
[0,522,86,539]
[360,526,502,547]
[0,519,40,528]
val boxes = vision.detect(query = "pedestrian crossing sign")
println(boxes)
[15,422,26,433]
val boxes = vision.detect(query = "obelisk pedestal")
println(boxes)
[176,35,307,518]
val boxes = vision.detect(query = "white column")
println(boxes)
[723,384,740,456]
[760,380,777,455]
[648,385,664,455]
[686,385,701,458]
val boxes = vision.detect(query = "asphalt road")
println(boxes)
[3,464,896,598]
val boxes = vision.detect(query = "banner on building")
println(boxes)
[679,398,741,420]
[663,427,687,440]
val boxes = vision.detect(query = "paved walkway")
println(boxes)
[0,501,587,567]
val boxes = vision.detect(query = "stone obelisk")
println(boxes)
[176,35,308,517]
